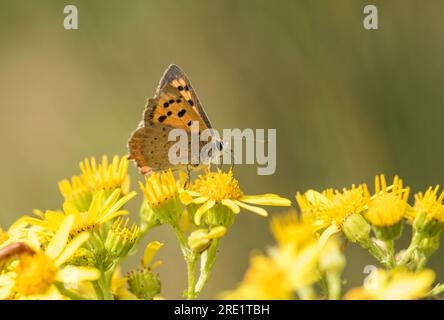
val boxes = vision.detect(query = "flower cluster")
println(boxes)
[0,155,291,300]
[138,169,291,299]
[2,160,443,300]
[0,156,161,300]
[223,174,444,300]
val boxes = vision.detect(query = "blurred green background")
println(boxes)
[1,0,444,299]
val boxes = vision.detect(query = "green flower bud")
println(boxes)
[342,213,371,244]
[185,202,236,228]
[188,226,227,254]
[413,211,444,238]
[188,229,211,254]
[105,218,139,258]
[419,234,441,258]
[127,268,161,300]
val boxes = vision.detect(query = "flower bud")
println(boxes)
[413,211,444,238]
[342,213,371,244]
[105,218,139,258]
[127,268,161,300]
[188,226,227,254]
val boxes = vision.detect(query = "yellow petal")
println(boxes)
[46,215,74,260]
[0,274,14,300]
[195,200,216,225]
[63,201,80,216]
[318,224,340,249]
[235,200,268,217]
[86,191,104,224]
[55,232,90,266]
[205,226,227,239]
[240,194,291,206]
[193,196,210,204]
[221,199,240,213]
[100,189,121,214]
[150,260,162,270]
[179,191,194,205]
[57,266,100,283]
[8,216,48,230]
[142,241,163,267]
[100,191,137,223]
[305,189,331,205]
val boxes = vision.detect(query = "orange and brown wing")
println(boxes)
[143,83,209,133]
[157,64,213,129]
[128,124,184,174]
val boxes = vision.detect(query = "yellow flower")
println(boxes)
[296,189,334,227]
[296,185,368,231]
[0,215,99,300]
[221,254,293,300]
[365,175,410,227]
[17,189,136,237]
[268,212,322,293]
[139,170,184,226]
[105,218,139,258]
[181,170,291,226]
[139,170,180,208]
[410,185,444,223]
[59,155,130,211]
[270,210,316,251]
[345,268,435,300]
[323,185,369,229]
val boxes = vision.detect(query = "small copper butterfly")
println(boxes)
[128,64,223,175]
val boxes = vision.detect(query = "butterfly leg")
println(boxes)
[229,148,235,173]
[185,164,192,188]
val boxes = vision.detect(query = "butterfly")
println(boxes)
[128,64,224,175]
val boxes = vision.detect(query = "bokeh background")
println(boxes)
[1,0,444,299]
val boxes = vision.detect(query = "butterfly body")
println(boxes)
[128,64,221,175]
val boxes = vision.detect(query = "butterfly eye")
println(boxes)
[216,140,224,151]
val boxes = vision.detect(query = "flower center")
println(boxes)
[367,194,405,227]
[14,252,57,296]
[193,171,243,202]
[326,187,367,227]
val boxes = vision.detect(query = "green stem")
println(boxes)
[97,272,114,300]
[55,282,93,300]
[398,232,422,267]
[195,239,220,296]
[325,272,342,300]
[297,286,316,300]
[186,255,197,300]
[173,225,197,300]
[429,283,444,297]
[384,240,396,268]
[362,239,390,268]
